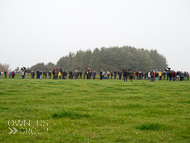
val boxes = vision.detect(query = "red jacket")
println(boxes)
[172,72,176,77]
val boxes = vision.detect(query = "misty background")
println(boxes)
[0,0,190,71]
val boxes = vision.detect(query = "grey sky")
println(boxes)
[0,0,190,71]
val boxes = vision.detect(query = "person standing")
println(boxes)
[180,71,184,81]
[129,70,134,82]
[12,71,15,78]
[69,71,72,79]
[37,69,40,79]
[62,70,65,79]
[155,71,158,81]
[184,71,187,80]
[65,71,67,79]
[31,70,35,78]
[176,71,179,81]
[73,70,76,79]
[9,72,11,78]
[55,69,58,79]
[4,70,7,78]
[93,71,96,79]
[21,70,25,79]
[187,72,189,80]
[119,71,122,80]
[83,70,86,79]
[167,70,170,80]
[162,71,166,80]
[102,70,105,79]
[150,70,154,82]
[148,71,150,80]
[39,70,42,79]
[123,70,127,82]
[0,70,1,78]
[52,69,55,79]
[88,70,92,79]
[48,71,52,79]
[44,71,47,79]
[159,71,162,80]
[111,71,113,79]
[107,71,110,79]
[100,70,102,80]
[173,71,176,81]
[169,71,172,81]
[42,71,44,78]
[58,70,61,79]
[31,71,33,78]
[136,71,139,80]
[114,71,117,79]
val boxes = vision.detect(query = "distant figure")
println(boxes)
[21,70,25,79]
[69,71,72,79]
[79,71,82,79]
[39,70,42,79]
[0,70,1,78]
[148,71,150,80]
[62,70,65,79]
[9,72,11,78]
[172,71,176,81]
[129,70,134,82]
[187,72,189,80]
[155,71,159,81]
[107,71,110,79]
[44,71,47,79]
[118,71,122,80]
[100,70,102,80]
[58,70,61,79]
[65,71,67,79]
[88,70,92,79]
[111,71,113,79]
[176,71,180,81]
[102,70,105,79]
[12,71,15,78]
[48,71,52,79]
[36,69,40,79]
[31,70,35,78]
[169,71,172,81]
[83,70,86,79]
[150,70,154,82]
[54,69,58,79]
[4,71,7,78]
[162,71,166,80]
[93,71,96,79]
[123,70,127,82]
[180,71,184,81]
[114,71,117,79]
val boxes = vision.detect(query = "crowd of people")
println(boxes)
[0,68,189,82]
[0,70,15,79]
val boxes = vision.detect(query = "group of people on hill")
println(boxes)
[122,70,189,82]
[0,70,15,79]
[0,67,189,82]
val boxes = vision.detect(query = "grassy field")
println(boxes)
[0,75,190,142]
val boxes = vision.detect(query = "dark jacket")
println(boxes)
[114,71,117,76]
[180,72,184,77]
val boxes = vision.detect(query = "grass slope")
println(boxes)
[0,75,190,142]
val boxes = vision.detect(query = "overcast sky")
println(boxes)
[0,0,190,71]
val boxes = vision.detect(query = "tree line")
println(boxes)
[29,46,167,72]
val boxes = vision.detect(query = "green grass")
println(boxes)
[0,74,190,142]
